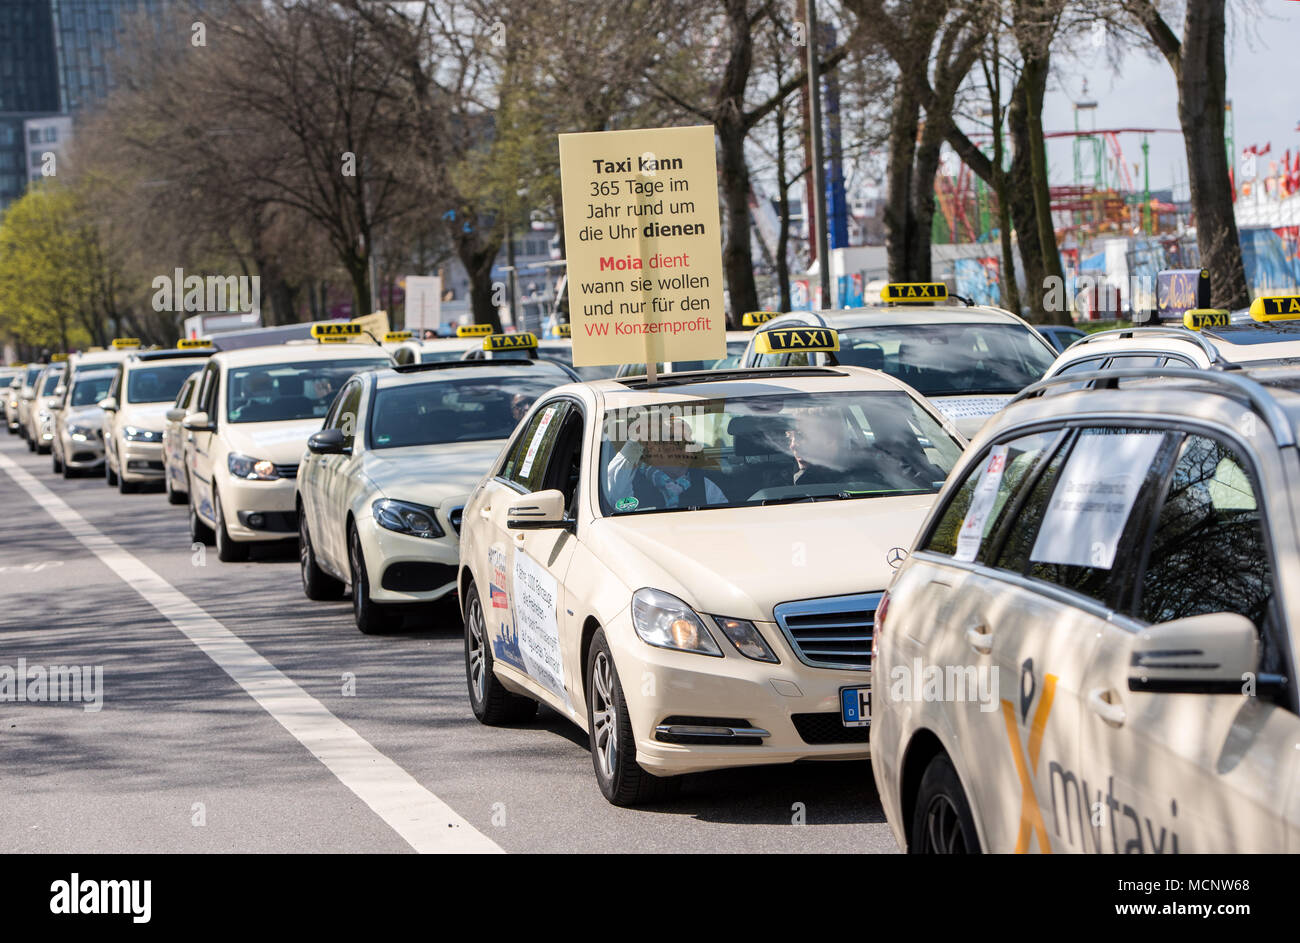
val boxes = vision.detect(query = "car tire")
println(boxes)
[586,628,680,806]
[189,491,214,546]
[105,459,118,486]
[463,578,537,725]
[299,509,344,601]
[213,488,249,562]
[348,525,401,634]
[118,467,137,494]
[909,752,981,854]
[165,470,187,505]
[52,448,62,475]
[26,435,35,452]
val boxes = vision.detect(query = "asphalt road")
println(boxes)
[0,431,896,853]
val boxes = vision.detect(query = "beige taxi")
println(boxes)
[23,362,66,453]
[297,355,577,632]
[873,350,1300,852]
[50,366,117,478]
[458,328,966,805]
[182,336,392,561]
[102,348,214,493]
[740,284,1057,437]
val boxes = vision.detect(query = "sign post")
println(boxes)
[559,125,726,378]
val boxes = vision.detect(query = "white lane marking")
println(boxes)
[0,452,502,854]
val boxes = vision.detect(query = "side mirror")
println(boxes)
[98,397,118,412]
[307,427,347,455]
[54,385,66,397]
[165,407,186,423]
[1128,612,1261,695]
[182,411,214,432]
[506,488,573,530]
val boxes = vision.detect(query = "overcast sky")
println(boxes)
[1042,1,1300,194]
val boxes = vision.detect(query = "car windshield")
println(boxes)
[71,373,114,407]
[226,358,387,423]
[834,323,1055,395]
[24,365,43,386]
[598,390,964,515]
[369,375,561,449]
[127,363,201,403]
[40,370,64,395]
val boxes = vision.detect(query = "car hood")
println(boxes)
[223,418,324,464]
[585,494,935,623]
[929,394,1014,438]
[360,440,507,505]
[66,405,104,426]
[119,402,172,431]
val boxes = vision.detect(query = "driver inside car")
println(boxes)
[605,414,728,510]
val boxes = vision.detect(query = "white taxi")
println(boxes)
[1043,296,1300,379]
[24,361,66,453]
[183,335,392,561]
[102,348,214,493]
[297,357,576,632]
[50,367,116,478]
[873,359,1300,852]
[740,284,1057,437]
[162,365,204,504]
[458,328,966,805]
[10,363,43,436]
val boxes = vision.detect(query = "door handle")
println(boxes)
[965,623,993,654]
[479,505,491,521]
[1087,688,1126,727]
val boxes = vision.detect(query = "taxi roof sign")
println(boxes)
[456,324,494,337]
[383,330,413,343]
[111,337,141,349]
[51,352,68,362]
[1183,308,1230,332]
[741,311,779,328]
[317,335,352,343]
[553,323,572,338]
[177,338,212,349]
[754,327,840,355]
[311,322,361,338]
[484,332,537,351]
[1250,295,1300,321]
[880,282,947,304]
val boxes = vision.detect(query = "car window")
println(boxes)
[1134,435,1274,631]
[225,358,385,424]
[997,428,1174,606]
[924,431,1059,561]
[70,373,114,408]
[175,376,195,409]
[501,400,571,492]
[330,380,364,448]
[539,405,585,516]
[40,369,64,396]
[1107,354,1164,369]
[197,364,219,417]
[369,375,557,450]
[126,363,200,404]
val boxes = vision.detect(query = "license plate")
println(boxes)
[840,686,870,727]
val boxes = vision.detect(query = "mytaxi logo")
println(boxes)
[1001,661,1058,854]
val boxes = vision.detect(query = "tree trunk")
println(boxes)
[1179,0,1249,308]
[884,81,920,281]
[1019,55,1068,325]
[458,233,503,331]
[718,117,758,324]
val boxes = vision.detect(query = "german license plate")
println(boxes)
[840,686,870,727]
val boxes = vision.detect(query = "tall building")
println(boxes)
[0,0,172,210]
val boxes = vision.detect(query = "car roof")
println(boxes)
[70,366,117,381]
[762,304,1027,329]
[69,350,127,366]
[123,352,213,369]
[371,359,574,391]
[212,342,395,368]
[584,365,938,412]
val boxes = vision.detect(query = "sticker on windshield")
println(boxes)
[514,550,570,710]
[955,445,1008,562]
[518,405,558,478]
[615,496,639,512]
[931,396,1014,422]
[1030,432,1163,570]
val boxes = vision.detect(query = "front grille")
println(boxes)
[792,712,871,745]
[381,561,457,592]
[773,591,881,670]
[447,506,464,535]
[273,463,299,479]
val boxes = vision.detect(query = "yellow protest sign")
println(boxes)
[559,125,725,368]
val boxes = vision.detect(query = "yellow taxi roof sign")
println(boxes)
[484,332,538,351]
[311,322,361,338]
[754,327,839,355]
[1184,309,1230,332]
[553,323,572,338]
[51,352,68,362]
[177,338,212,349]
[880,282,947,304]
[1250,295,1300,321]
[456,324,494,337]
[742,311,780,328]
[383,330,413,343]
[317,335,352,343]
[111,337,141,349]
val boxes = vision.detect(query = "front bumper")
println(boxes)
[119,440,165,481]
[217,474,299,543]
[360,512,460,604]
[606,611,871,776]
[62,431,105,468]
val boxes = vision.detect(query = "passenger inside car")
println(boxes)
[604,415,728,510]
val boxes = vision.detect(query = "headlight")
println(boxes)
[37,409,51,421]
[630,588,721,656]
[372,499,444,539]
[123,426,162,442]
[228,453,279,480]
[68,423,94,440]
[712,617,779,663]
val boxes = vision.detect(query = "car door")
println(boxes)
[165,376,195,485]
[1077,429,1300,852]
[189,363,221,523]
[103,365,124,470]
[478,398,575,713]
[318,379,365,569]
